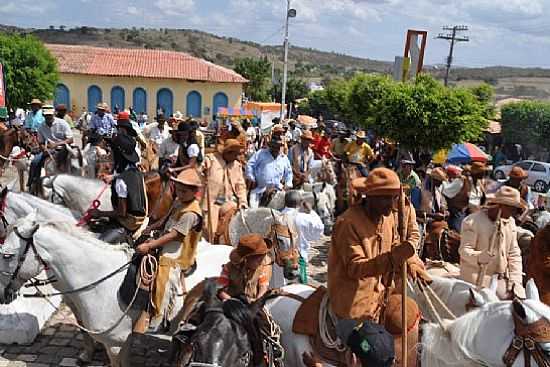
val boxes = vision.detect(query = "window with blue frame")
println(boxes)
[111,86,125,113]
[186,91,202,118]
[87,85,102,112]
[133,88,147,114]
[54,84,70,110]
[157,88,173,117]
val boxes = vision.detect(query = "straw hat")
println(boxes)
[470,161,489,175]
[30,98,43,106]
[173,111,184,121]
[301,130,314,141]
[272,124,285,134]
[509,166,528,180]
[229,234,270,264]
[486,186,527,210]
[355,131,367,139]
[170,168,203,187]
[430,167,448,182]
[222,139,244,154]
[352,168,401,196]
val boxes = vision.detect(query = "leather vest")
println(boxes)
[111,168,147,231]
[446,176,470,212]
[170,199,203,270]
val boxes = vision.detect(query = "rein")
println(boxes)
[77,182,110,226]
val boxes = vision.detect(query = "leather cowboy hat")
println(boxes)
[352,168,401,196]
[470,161,489,175]
[509,166,528,180]
[430,167,448,182]
[170,168,203,187]
[30,98,43,105]
[222,139,244,154]
[229,234,269,264]
[355,131,367,139]
[486,186,528,210]
[300,130,314,141]
[111,134,139,163]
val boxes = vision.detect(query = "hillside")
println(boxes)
[2,25,550,98]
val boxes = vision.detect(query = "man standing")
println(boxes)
[288,130,314,188]
[24,98,45,132]
[145,114,170,147]
[281,191,324,284]
[204,139,248,243]
[246,136,293,208]
[459,186,525,298]
[27,106,73,192]
[328,168,428,321]
[345,131,374,177]
[89,102,116,136]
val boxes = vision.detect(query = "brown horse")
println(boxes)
[144,171,174,223]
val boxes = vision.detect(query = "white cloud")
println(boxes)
[0,0,52,15]
[154,0,194,16]
[127,6,139,15]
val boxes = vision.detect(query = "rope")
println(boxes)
[415,280,449,331]
[319,293,347,352]
[423,281,457,320]
[76,183,110,226]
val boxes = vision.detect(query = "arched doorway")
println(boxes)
[212,92,228,117]
[157,88,173,117]
[87,85,102,112]
[186,91,202,118]
[54,84,70,110]
[133,88,147,115]
[111,86,125,113]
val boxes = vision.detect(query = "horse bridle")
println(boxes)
[1,226,46,303]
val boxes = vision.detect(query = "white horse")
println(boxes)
[0,212,231,367]
[265,281,550,367]
[41,174,113,213]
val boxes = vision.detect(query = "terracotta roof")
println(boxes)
[46,44,247,83]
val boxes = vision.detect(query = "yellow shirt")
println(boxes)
[345,141,374,164]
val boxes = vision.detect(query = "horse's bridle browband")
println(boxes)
[503,309,550,367]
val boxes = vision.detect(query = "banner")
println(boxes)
[0,63,5,107]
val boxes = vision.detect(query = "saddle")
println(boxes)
[292,288,421,367]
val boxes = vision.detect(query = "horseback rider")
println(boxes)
[173,122,202,169]
[344,131,374,177]
[89,124,147,243]
[245,135,293,209]
[459,186,526,299]
[203,138,248,243]
[24,98,45,132]
[89,102,116,137]
[328,168,430,322]
[27,106,74,193]
[497,166,534,210]
[288,130,314,188]
[55,104,74,128]
[136,168,203,330]
[420,167,448,220]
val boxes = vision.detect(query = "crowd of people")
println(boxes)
[0,97,548,367]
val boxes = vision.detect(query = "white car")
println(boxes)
[494,160,550,192]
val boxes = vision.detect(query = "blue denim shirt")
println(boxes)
[24,110,45,131]
[89,112,116,136]
[245,148,293,190]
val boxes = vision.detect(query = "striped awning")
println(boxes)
[217,107,255,117]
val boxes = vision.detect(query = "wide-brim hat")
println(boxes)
[55,104,67,111]
[116,119,138,137]
[96,102,108,111]
[30,98,42,105]
[111,134,139,163]
[430,167,448,182]
[300,130,314,141]
[170,168,203,188]
[445,165,463,177]
[509,166,528,179]
[272,124,285,134]
[355,131,367,139]
[222,139,244,154]
[352,167,401,196]
[229,234,269,264]
[42,105,55,116]
[486,186,528,210]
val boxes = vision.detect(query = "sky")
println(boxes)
[1,0,550,68]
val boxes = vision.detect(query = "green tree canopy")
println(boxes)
[469,83,496,119]
[234,57,271,102]
[0,33,59,110]
[270,77,309,105]
[501,101,550,151]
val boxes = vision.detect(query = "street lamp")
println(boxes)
[280,0,296,119]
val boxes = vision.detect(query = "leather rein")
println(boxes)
[503,310,550,367]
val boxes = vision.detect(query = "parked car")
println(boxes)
[493,160,550,192]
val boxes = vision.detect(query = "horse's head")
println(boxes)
[0,212,43,304]
[269,210,299,280]
[172,279,264,367]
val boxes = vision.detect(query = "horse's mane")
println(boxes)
[39,221,132,254]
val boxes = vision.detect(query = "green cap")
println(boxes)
[0,107,8,119]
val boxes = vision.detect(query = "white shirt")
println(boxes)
[115,178,128,198]
[187,143,200,158]
[144,123,170,146]
[281,207,324,260]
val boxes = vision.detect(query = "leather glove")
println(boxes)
[391,242,415,265]
[409,262,432,283]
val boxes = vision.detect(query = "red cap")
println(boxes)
[117,111,130,121]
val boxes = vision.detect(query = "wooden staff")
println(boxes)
[203,157,214,242]
[398,186,408,367]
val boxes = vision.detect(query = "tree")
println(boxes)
[347,73,394,127]
[469,83,495,118]
[0,34,59,110]
[270,77,309,104]
[374,74,487,151]
[501,101,550,152]
[234,57,271,102]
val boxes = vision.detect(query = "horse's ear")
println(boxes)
[512,299,527,320]
[489,275,498,294]
[202,278,220,306]
[526,279,541,302]
[469,288,486,307]
[0,185,7,199]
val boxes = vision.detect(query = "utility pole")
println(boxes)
[436,25,469,86]
[280,0,296,119]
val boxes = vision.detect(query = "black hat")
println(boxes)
[336,319,395,367]
[116,119,137,137]
[177,122,193,133]
[111,134,139,163]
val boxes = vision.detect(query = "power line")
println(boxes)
[436,25,469,86]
